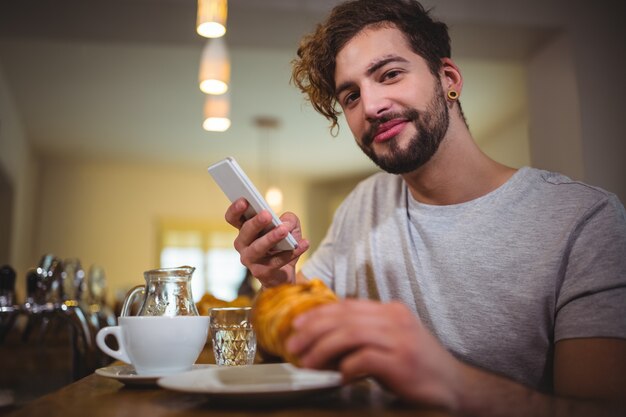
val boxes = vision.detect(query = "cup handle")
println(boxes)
[96,326,131,364]
[120,285,144,317]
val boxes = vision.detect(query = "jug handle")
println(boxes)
[120,285,144,317]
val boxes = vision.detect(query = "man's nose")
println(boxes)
[361,87,391,121]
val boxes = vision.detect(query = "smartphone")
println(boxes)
[207,157,298,252]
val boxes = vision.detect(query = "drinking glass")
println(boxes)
[210,307,256,366]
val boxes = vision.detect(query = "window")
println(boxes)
[158,221,246,302]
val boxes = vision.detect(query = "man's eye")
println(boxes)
[344,92,360,105]
[382,70,401,81]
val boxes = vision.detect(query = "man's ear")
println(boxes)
[440,57,463,97]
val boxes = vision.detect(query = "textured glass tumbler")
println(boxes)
[210,307,256,366]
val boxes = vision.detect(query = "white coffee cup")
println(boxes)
[96,316,209,375]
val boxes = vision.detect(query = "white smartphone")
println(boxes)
[207,157,298,252]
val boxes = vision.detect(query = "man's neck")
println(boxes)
[401,121,516,206]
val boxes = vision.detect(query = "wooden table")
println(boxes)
[4,369,450,417]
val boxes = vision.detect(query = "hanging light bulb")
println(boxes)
[203,93,231,132]
[199,37,230,95]
[196,0,228,38]
[265,186,284,214]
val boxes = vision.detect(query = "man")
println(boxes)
[225,0,626,415]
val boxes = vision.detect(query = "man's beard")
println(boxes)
[357,85,450,175]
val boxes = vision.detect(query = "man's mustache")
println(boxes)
[361,108,420,146]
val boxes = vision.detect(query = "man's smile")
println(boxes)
[373,119,410,143]
[362,110,418,147]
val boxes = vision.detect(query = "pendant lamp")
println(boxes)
[196,0,228,38]
[199,37,230,95]
[203,93,231,132]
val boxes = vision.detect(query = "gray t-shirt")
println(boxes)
[301,167,626,392]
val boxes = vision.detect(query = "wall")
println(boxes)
[568,3,626,201]
[35,157,307,303]
[0,164,12,263]
[528,34,584,181]
[479,115,530,169]
[0,61,38,282]
[528,3,626,202]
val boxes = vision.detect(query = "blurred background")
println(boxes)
[1,0,625,318]
[0,0,625,407]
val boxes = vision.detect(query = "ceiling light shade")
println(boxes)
[203,93,231,132]
[197,0,228,38]
[199,38,230,95]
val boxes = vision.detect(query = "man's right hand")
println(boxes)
[225,198,309,287]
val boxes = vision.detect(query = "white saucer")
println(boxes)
[96,364,215,386]
[158,363,342,399]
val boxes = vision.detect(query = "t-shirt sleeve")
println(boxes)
[555,194,626,341]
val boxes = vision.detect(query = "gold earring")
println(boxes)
[447,90,459,100]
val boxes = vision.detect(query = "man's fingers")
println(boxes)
[224,198,249,229]
[233,210,273,253]
[287,301,397,367]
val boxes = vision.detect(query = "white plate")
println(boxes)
[96,364,215,386]
[157,363,342,398]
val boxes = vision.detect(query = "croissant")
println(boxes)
[252,278,338,364]
[196,293,252,316]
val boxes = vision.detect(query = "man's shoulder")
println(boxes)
[521,167,618,204]
[517,167,625,223]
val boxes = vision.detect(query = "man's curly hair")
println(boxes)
[291,0,451,134]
